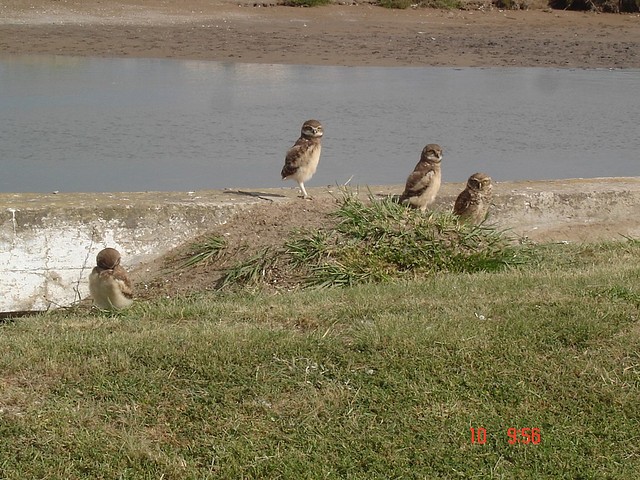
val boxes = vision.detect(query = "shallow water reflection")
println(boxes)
[1,56,638,193]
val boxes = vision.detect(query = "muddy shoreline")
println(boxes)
[1,1,639,68]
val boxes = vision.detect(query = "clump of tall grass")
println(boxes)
[218,190,532,290]
[217,247,282,289]
[176,234,226,269]
[292,192,529,287]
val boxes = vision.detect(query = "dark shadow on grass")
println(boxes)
[0,310,40,322]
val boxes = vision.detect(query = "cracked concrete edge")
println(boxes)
[1,177,639,313]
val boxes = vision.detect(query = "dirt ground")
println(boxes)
[1,0,639,68]
[2,1,638,299]
[135,193,343,299]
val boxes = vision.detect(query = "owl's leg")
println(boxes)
[298,182,311,199]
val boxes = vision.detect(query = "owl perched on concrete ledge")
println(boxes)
[89,247,134,310]
[453,172,493,225]
[399,143,443,211]
[281,119,323,199]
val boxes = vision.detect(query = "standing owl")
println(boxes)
[399,143,443,211]
[453,172,493,224]
[88,247,134,310]
[281,119,324,199]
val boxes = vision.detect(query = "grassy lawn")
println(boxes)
[1,198,639,478]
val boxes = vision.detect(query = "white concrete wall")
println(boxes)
[0,190,263,312]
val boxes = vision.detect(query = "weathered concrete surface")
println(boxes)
[0,189,272,313]
[1,177,639,313]
[472,177,640,242]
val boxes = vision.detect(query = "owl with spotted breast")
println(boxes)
[281,119,323,199]
[453,172,493,224]
[399,143,443,211]
[88,247,134,310]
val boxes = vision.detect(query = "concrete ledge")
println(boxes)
[478,177,640,241]
[1,177,639,313]
[0,190,273,312]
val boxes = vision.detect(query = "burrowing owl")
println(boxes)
[88,247,134,310]
[281,119,323,199]
[453,172,493,224]
[399,143,443,211]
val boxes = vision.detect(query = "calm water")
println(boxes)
[1,55,638,193]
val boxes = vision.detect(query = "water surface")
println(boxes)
[1,56,638,193]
